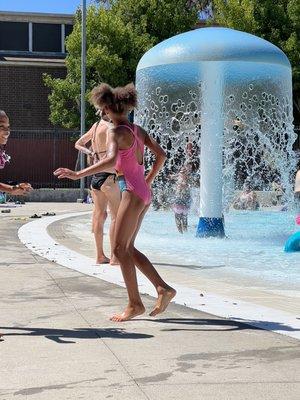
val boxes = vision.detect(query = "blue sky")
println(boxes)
[0,0,94,15]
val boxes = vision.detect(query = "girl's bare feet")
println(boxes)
[96,256,110,264]
[110,257,120,266]
[149,287,176,317]
[110,303,145,322]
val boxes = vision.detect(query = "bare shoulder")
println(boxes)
[112,125,133,140]
[96,120,110,132]
[86,122,98,135]
[136,124,147,136]
[110,125,124,136]
[107,126,120,141]
[135,124,148,142]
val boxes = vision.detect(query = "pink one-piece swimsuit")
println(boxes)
[115,124,152,205]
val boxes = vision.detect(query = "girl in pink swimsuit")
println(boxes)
[54,83,176,322]
[115,123,152,205]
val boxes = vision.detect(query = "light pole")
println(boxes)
[79,0,87,201]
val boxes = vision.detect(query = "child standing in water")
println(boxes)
[172,166,192,234]
[55,83,176,321]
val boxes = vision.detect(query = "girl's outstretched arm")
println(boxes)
[0,182,32,195]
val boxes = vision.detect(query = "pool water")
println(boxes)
[136,210,300,289]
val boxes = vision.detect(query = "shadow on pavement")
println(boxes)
[0,326,153,343]
[154,262,224,270]
[137,317,255,331]
[139,317,299,333]
[235,317,300,332]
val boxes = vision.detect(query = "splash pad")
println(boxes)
[135,28,296,238]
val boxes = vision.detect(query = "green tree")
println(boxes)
[45,1,209,129]
[212,0,300,121]
[107,0,199,44]
[44,6,153,129]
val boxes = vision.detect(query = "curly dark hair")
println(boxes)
[90,83,137,114]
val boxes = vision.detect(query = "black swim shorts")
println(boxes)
[91,172,116,190]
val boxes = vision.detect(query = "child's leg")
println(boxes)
[182,214,188,231]
[130,206,176,316]
[110,192,146,322]
[91,189,109,264]
[175,213,183,233]
[101,176,121,264]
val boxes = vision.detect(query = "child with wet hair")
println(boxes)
[55,82,176,322]
[0,110,32,196]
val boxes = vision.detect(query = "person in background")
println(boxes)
[0,109,32,341]
[172,165,192,233]
[233,180,259,211]
[75,110,120,265]
[271,179,284,206]
[0,110,32,197]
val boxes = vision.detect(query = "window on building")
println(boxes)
[33,23,61,52]
[0,21,28,51]
[65,24,73,38]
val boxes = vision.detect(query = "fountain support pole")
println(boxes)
[197,63,225,238]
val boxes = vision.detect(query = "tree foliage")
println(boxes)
[45,6,152,129]
[108,0,199,44]
[212,0,300,120]
[45,1,206,129]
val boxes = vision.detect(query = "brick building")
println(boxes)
[0,11,73,129]
[0,12,79,188]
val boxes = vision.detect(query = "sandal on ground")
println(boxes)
[30,214,41,219]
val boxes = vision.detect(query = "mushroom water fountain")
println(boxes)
[135,27,296,238]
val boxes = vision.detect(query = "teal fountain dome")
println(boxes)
[135,27,296,238]
[137,27,290,70]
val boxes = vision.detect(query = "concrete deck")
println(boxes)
[0,203,299,399]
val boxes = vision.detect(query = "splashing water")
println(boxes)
[136,61,297,212]
[223,74,297,209]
